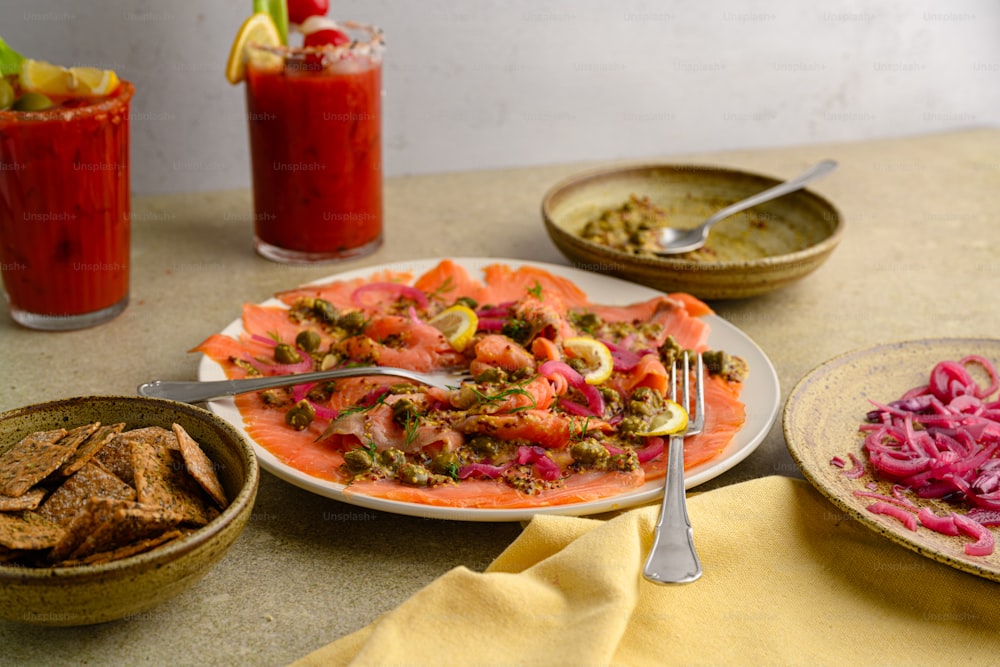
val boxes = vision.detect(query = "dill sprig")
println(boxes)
[469,382,538,413]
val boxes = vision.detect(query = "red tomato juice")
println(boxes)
[0,82,133,330]
[245,55,382,263]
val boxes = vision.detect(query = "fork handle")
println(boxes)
[138,366,427,404]
[642,435,703,584]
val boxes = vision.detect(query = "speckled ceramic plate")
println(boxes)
[200,258,780,521]
[784,338,1000,582]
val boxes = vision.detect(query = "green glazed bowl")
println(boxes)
[0,395,259,626]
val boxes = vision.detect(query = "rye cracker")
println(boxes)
[59,422,126,477]
[0,488,46,512]
[0,511,64,550]
[38,463,136,527]
[56,422,100,451]
[56,529,183,567]
[68,502,183,560]
[92,426,175,486]
[173,423,227,507]
[0,429,76,497]
[132,439,212,526]
[48,497,130,562]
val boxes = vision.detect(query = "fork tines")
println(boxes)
[672,351,705,434]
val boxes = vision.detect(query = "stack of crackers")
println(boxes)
[0,422,228,567]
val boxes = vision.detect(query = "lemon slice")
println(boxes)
[563,337,614,385]
[429,305,479,351]
[70,66,120,95]
[636,399,689,436]
[226,12,283,84]
[20,59,120,97]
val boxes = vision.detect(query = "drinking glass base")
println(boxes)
[254,235,383,265]
[8,296,129,331]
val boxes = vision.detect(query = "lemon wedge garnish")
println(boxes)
[70,66,120,95]
[636,399,689,437]
[563,337,614,385]
[20,60,120,97]
[19,59,71,95]
[225,12,283,84]
[429,305,479,351]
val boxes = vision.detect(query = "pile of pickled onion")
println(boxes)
[833,356,1000,556]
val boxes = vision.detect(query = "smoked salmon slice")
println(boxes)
[194,260,749,510]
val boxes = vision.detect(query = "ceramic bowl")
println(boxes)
[0,395,258,626]
[541,163,843,299]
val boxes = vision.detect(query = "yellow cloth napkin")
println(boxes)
[292,476,1000,666]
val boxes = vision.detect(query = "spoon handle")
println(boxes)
[700,159,838,228]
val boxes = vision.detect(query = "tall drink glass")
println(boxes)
[0,81,133,330]
[244,21,384,263]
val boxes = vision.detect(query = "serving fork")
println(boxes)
[643,351,705,584]
[137,366,475,404]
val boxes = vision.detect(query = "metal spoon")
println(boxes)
[655,159,838,255]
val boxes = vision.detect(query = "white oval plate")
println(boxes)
[199,258,779,521]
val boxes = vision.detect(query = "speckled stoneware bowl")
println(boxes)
[0,395,258,626]
[541,163,843,299]
[784,339,1000,583]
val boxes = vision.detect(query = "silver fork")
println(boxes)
[643,351,705,584]
[137,366,475,404]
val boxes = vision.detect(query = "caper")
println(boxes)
[628,386,662,417]
[397,462,430,486]
[284,399,316,430]
[598,386,623,414]
[379,448,406,471]
[474,366,507,384]
[467,435,499,458]
[565,357,587,374]
[501,318,532,345]
[274,342,302,365]
[702,350,749,383]
[344,448,374,474]
[391,397,420,427]
[295,329,322,353]
[617,415,646,436]
[450,385,480,410]
[337,310,367,334]
[431,451,460,475]
[259,389,288,407]
[510,366,533,381]
[454,296,478,310]
[313,299,338,324]
[570,439,609,466]
[12,91,53,112]
[658,335,683,366]
[0,79,14,111]
[571,311,602,332]
[629,400,658,417]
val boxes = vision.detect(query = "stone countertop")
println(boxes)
[3,128,1000,665]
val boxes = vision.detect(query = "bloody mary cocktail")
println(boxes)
[0,81,133,330]
[244,21,384,263]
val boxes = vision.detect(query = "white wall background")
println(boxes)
[2,0,998,195]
